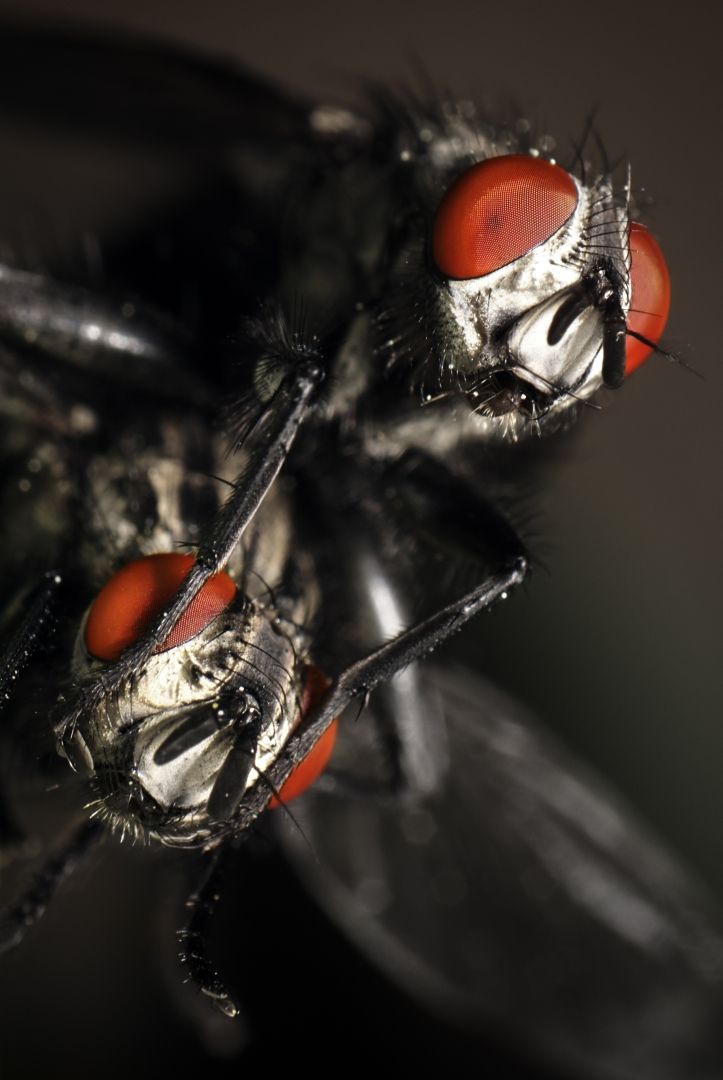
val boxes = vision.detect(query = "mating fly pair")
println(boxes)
[0,21,721,1080]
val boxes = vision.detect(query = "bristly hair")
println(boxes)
[222,299,332,453]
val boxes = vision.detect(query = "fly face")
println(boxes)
[63,555,310,848]
[380,108,671,440]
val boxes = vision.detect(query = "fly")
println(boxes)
[0,20,720,1080]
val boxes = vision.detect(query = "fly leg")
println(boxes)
[0,570,101,952]
[310,529,450,802]
[0,571,65,713]
[313,557,526,758]
[0,572,66,860]
[235,463,528,830]
[178,850,243,1021]
[0,819,102,953]
[250,555,525,824]
[57,340,327,742]
[301,449,529,802]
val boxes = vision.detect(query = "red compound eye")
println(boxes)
[85,552,237,661]
[268,665,338,808]
[432,154,578,280]
[625,222,671,376]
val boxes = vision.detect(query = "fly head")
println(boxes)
[377,101,670,442]
[61,555,311,848]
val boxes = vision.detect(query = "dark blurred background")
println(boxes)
[0,1,720,1077]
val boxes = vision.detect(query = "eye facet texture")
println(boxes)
[625,222,671,374]
[432,154,578,280]
[268,665,338,807]
[85,553,237,661]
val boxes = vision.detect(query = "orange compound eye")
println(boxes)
[625,222,671,376]
[268,665,338,808]
[432,154,578,280]
[84,552,237,661]
[268,721,338,808]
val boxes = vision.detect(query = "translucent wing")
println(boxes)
[276,665,723,1079]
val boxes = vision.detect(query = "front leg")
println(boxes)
[236,456,529,828]
[56,323,328,743]
[0,572,66,860]
[307,449,530,802]
[0,819,102,953]
[178,850,243,1020]
[0,571,66,714]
